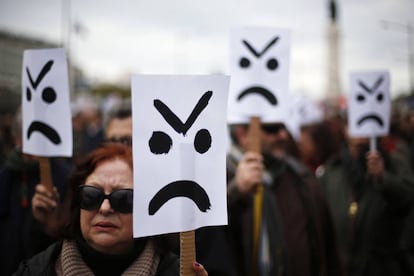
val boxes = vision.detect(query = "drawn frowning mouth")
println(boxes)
[27,121,61,144]
[148,180,211,215]
[238,86,277,105]
[357,114,384,127]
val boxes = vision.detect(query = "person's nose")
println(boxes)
[99,198,114,214]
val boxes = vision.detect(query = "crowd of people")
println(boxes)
[1,93,414,276]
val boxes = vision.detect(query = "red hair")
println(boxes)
[62,143,133,239]
[86,143,133,170]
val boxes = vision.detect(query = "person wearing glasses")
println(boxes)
[32,99,234,276]
[103,99,133,146]
[226,122,343,276]
[31,100,133,227]
[14,143,208,276]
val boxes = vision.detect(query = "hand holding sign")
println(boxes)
[228,27,291,271]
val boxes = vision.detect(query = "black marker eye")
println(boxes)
[377,93,384,102]
[42,87,56,103]
[26,87,32,102]
[239,57,250,68]
[149,131,172,154]
[194,129,211,154]
[266,58,278,70]
[356,94,365,102]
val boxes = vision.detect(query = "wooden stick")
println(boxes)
[370,136,377,152]
[180,230,196,276]
[247,117,263,274]
[38,157,54,192]
[247,117,262,153]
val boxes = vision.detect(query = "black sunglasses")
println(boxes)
[79,185,133,213]
[261,123,286,134]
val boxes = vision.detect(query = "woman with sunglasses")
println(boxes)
[14,143,208,276]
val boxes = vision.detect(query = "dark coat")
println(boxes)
[13,240,179,276]
[319,148,414,276]
[0,149,72,276]
[227,149,343,276]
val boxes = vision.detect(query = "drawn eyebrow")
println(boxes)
[26,60,54,89]
[358,81,371,93]
[153,91,213,135]
[358,76,384,94]
[242,37,279,58]
[372,76,384,92]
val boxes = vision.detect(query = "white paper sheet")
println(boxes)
[227,27,291,124]
[22,48,72,157]
[131,75,230,238]
[348,71,390,138]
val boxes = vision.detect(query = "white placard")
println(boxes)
[284,94,301,140]
[297,96,324,127]
[132,75,230,238]
[227,27,291,124]
[348,71,390,138]
[22,48,72,157]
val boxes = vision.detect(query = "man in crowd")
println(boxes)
[319,123,414,275]
[227,121,342,276]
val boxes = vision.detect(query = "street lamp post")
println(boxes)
[382,20,414,95]
[61,0,77,95]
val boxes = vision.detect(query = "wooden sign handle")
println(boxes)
[247,117,263,274]
[247,117,262,153]
[180,230,196,276]
[38,157,54,192]
[370,136,377,152]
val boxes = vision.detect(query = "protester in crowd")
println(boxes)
[297,119,342,176]
[32,99,133,228]
[14,143,208,276]
[227,122,342,276]
[0,109,72,276]
[81,103,105,152]
[382,102,414,171]
[319,122,414,276]
[0,112,15,165]
[33,99,231,275]
[72,108,88,163]
[71,99,105,163]
[103,99,133,146]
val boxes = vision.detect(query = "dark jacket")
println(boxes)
[319,148,414,276]
[227,148,343,276]
[13,240,179,276]
[0,149,72,276]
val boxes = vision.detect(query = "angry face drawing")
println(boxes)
[348,71,391,138]
[131,75,229,237]
[22,48,72,157]
[228,27,291,124]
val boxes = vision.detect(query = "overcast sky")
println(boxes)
[1,0,413,100]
